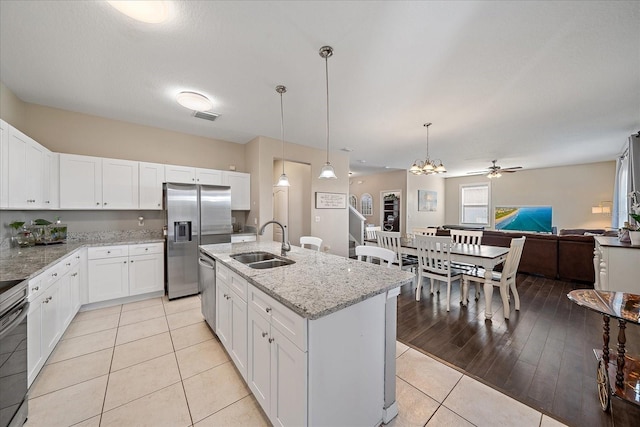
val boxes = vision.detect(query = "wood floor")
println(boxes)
[396,274,640,427]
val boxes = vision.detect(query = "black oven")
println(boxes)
[0,279,29,427]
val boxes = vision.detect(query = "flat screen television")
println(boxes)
[494,206,553,233]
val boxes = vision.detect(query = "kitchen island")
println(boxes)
[200,241,414,427]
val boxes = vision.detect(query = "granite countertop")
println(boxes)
[200,241,414,320]
[0,237,164,283]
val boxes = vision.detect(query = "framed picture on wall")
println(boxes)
[315,192,347,209]
[418,190,437,212]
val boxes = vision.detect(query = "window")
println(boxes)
[349,194,358,210]
[460,184,489,224]
[361,193,373,216]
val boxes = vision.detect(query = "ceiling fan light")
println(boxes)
[319,162,337,179]
[275,173,290,187]
[176,91,213,112]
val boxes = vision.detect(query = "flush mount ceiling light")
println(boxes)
[318,45,337,180]
[107,1,170,23]
[176,91,213,112]
[409,123,446,175]
[274,85,290,187]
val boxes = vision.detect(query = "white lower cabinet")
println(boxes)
[88,243,164,303]
[216,264,248,379]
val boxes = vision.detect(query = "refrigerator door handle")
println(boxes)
[198,258,215,269]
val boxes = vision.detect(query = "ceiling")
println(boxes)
[1,1,639,177]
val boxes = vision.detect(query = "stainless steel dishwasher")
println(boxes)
[198,251,216,331]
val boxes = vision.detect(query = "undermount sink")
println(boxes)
[230,251,295,269]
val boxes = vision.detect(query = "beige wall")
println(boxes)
[249,136,350,257]
[406,172,446,232]
[273,160,312,246]
[349,170,407,234]
[444,161,616,231]
[0,82,27,130]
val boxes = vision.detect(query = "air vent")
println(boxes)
[192,111,220,121]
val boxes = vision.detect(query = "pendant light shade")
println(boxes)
[274,85,290,187]
[408,123,446,175]
[318,46,337,179]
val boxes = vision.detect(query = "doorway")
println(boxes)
[273,160,312,246]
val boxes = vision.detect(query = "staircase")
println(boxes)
[348,205,365,258]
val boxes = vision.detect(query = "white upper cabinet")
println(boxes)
[0,119,8,208]
[60,155,138,209]
[7,126,47,209]
[196,168,223,185]
[139,162,165,210]
[222,171,251,210]
[43,151,59,208]
[102,158,139,209]
[165,164,223,185]
[165,164,196,184]
[59,154,103,209]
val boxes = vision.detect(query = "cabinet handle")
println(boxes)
[107,251,111,254]
[76,255,80,259]
[124,261,127,264]
[96,202,100,205]
[66,262,71,266]
[52,272,57,277]
[130,260,134,263]
[265,307,272,313]
[157,203,161,207]
[262,332,268,338]
[32,286,39,292]
[46,201,50,204]
[268,337,275,343]
[104,202,108,205]
[223,293,228,299]
[72,273,78,277]
[145,248,149,251]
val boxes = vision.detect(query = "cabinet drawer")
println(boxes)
[228,270,247,302]
[216,263,231,284]
[231,234,256,243]
[88,245,129,260]
[249,286,307,352]
[129,242,163,256]
[28,261,64,301]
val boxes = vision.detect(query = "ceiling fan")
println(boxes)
[467,160,522,178]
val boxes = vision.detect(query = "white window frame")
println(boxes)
[459,183,491,226]
[349,194,358,210]
[361,193,373,216]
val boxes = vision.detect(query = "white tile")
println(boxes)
[194,395,269,427]
[541,415,569,427]
[396,348,462,403]
[396,341,410,358]
[62,313,120,339]
[170,321,216,351]
[121,297,163,313]
[30,348,113,398]
[163,295,201,315]
[72,305,121,323]
[385,378,439,427]
[426,405,475,426]
[175,338,229,379]
[118,304,165,326]
[183,361,251,422]
[70,415,101,427]
[111,332,174,372]
[115,316,168,345]
[442,376,542,427]
[103,353,182,411]
[48,328,117,364]
[166,307,205,330]
[100,383,191,427]
[25,375,108,427]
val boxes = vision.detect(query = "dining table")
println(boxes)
[366,238,510,319]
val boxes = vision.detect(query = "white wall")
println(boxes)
[406,172,446,232]
[444,161,616,231]
[349,170,407,233]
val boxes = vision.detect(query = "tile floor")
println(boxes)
[25,295,568,426]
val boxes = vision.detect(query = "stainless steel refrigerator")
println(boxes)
[164,183,232,300]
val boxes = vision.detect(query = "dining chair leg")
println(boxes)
[415,274,422,301]
[499,284,510,319]
[509,280,520,310]
[474,283,481,300]
[461,278,469,306]
[446,282,451,312]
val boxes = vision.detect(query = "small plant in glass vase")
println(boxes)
[628,191,640,245]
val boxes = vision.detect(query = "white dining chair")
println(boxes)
[414,235,464,311]
[365,226,381,241]
[412,227,437,236]
[462,237,526,319]
[300,236,322,251]
[376,230,419,272]
[355,245,396,268]
[450,229,483,300]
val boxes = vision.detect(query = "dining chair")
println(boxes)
[412,227,437,236]
[365,226,381,241]
[450,229,483,300]
[300,236,322,251]
[462,236,526,319]
[414,235,464,311]
[355,245,396,268]
[376,230,419,272]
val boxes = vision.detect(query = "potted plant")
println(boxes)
[8,221,25,248]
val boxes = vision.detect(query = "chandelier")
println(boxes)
[409,123,446,175]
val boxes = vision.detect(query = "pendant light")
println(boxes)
[274,85,290,187]
[409,123,447,175]
[318,45,337,179]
